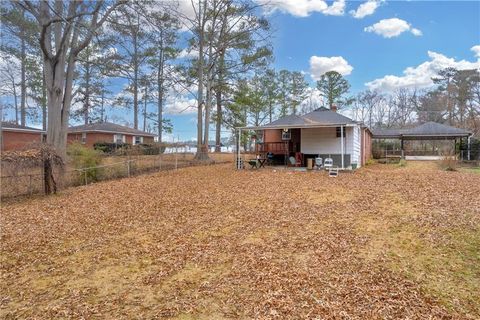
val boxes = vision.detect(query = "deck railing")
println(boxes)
[255,142,289,154]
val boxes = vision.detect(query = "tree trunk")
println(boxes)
[143,85,147,131]
[100,89,105,122]
[157,42,164,143]
[214,50,225,153]
[133,31,139,129]
[13,78,18,125]
[20,31,27,126]
[43,157,57,194]
[42,66,47,131]
[215,88,222,152]
[269,102,273,124]
[203,71,212,152]
[84,54,90,125]
[195,1,206,160]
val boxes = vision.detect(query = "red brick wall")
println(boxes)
[68,132,115,148]
[264,129,282,142]
[67,132,155,148]
[361,128,373,165]
[1,131,43,151]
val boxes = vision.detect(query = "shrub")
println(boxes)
[68,143,103,183]
[127,143,166,156]
[366,158,375,166]
[94,142,130,154]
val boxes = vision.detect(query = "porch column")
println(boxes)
[341,125,344,169]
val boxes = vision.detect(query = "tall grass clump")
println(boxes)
[439,147,458,171]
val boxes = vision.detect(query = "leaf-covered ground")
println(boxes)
[1,162,479,319]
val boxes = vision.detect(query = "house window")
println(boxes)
[114,134,124,144]
[81,132,86,144]
[134,136,143,145]
[336,127,343,138]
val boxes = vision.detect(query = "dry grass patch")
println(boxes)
[1,162,479,319]
[305,185,354,205]
[357,191,480,317]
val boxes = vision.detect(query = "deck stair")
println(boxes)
[328,167,339,177]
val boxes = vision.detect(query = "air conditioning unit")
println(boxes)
[282,129,291,140]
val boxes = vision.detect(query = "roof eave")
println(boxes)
[237,123,357,130]
[1,127,46,133]
[68,129,156,137]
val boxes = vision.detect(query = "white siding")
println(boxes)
[301,127,354,155]
[351,125,361,167]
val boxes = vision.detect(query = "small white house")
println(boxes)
[237,107,373,169]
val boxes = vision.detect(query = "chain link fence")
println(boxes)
[1,152,234,199]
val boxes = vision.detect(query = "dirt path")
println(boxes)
[1,162,479,319]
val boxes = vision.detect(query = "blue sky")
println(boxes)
[2,1,479,141]
[270,0,480,91]
[169,0,480,140]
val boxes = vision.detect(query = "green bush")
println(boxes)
[366,158,375,166]
[127,143,166,155]
[67,143,103,183]
[94,142,130,154]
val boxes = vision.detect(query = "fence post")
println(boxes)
[127,160,131,177]
[29,175,33,195]
[84,170,88,186]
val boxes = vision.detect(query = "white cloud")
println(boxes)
[410,28,422,36]
[322,0,346,16]
[365,50,480,92]
[177,48,198,59]
[164,96,197,115]
[364,18,422,38]
[309,56,353,80]
[255,0,345,17]
[350,0,382,19]
[471,45,480,58]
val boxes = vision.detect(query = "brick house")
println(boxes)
[0,122,45,151]
[68,122,156,148]
[237,107,373,168]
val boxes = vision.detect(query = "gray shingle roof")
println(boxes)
[68,122,156,136]
[370,128,408,138]
[246,107,358,129]
[266,114,308,127]
[302,107,357,125]
[1,122,45,132]
[372,122,471,139]
[403,122,470,136]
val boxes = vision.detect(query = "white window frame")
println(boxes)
[134,136,143,145]
[81,132,86,144]
[114,134,125,144]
